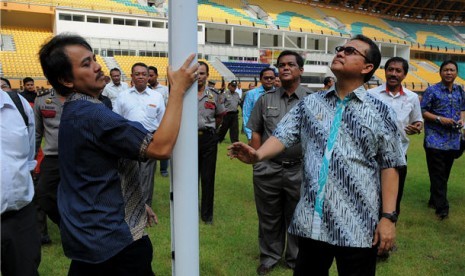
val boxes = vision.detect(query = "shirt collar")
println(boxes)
[130,87,150,95]
[383,83,405,96]
[324,84,366,102]
[439,81,458,92]
[67,92,101,104]
[278,85,307,99]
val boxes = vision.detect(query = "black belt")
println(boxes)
[198,128,215,136]
[270,159,302,168]
[227,111,238,114]
[1,209,19,220]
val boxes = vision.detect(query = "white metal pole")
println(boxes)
[168,1,199,275]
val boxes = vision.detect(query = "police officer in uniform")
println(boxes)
[247,51,311,275]
[217,80,242,143]
[34,88,65,226]
[197,61,226,224]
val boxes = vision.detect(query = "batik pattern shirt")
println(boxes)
[273,86,405,248]
[421,82,465,151]
[58,93,152,263]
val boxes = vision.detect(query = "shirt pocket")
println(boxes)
[145,104,158,118]
[265,107,280,118]
[265,107,280,132]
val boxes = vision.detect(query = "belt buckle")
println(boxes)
[282,160,299,168]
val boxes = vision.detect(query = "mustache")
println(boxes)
[96,71,104,81]
[388,76,399,81]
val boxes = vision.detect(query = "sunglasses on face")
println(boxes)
[262,76,275,81]
[335,46,370,62]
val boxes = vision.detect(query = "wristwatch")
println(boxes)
[381,211,398,223]
[435,116,441,124]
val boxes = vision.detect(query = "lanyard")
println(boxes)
[312,96,351,236]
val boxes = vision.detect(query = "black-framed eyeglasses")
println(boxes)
[262,76,275,80]
[335,46,370,62]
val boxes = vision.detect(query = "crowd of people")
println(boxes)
[1,33,464,276]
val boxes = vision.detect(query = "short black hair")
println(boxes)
[110,68,121,75]
[350,34,381,83]
[323,76,334,86]
[148,66,158,75]
[39,33,93,96]
[276,50,304,68]
[198,61,209,74]
[385,57,409,74]
[23,77,34,84]
[131,62,148,73]
[1,77,11,88]
[440,60,458,73]
[259,67,276,79]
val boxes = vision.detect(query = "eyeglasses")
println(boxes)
[262,76,275,81]
[335,46,370,62]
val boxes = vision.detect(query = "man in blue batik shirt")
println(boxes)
[242,67,276,141]
[228,35,405,276]
[38,34,198,275]
[421,60,465,220]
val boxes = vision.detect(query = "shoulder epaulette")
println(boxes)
[37,89,52,97]
[207,87,220,94]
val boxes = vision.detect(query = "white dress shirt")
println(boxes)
[368,84,423,155]
[235,87,243,99]
[152,83,169,106]
[1,90,37,214]
[102,81,129,107]
[113,87,165,132]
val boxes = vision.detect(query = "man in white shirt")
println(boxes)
[148,66,170,177]
[235,81,243,99]
[102,68,129,107]
[1,88,41,275]
[114,63,165,207]
[368,56,423,217]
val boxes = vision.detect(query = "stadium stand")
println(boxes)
[248,0,345,35]
[198,0,267,27]
[1,0,464,92]
[385,20,463,50]
[222,61,270,77]
[19,0,161,16]
[0,26,52,77]
[319,7,407,44]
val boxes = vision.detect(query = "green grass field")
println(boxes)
[39,133,465,275]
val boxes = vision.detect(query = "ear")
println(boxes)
[58,77,74,89]
[361,63,374,75]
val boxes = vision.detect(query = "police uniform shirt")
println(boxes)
[198,88,226,130]
[34,90,64,156]
[223,90,241,113]
[247,85,312,160]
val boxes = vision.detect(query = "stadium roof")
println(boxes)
[294,0,465,23]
